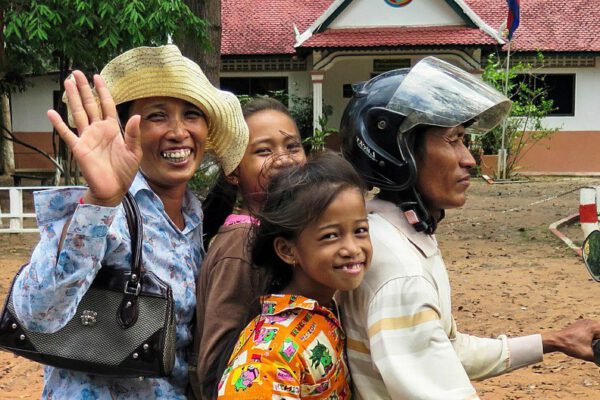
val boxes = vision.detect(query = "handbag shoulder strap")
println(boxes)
[122,192,144,289]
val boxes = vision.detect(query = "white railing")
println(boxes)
[0,186,68,233]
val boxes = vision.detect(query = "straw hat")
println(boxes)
[66,45,248,175]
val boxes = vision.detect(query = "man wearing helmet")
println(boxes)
[339,57,600,399]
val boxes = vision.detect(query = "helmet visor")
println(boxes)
[387,57,512,135]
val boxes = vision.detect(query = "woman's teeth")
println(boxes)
[161,149,191,162]
[337,263,362,270]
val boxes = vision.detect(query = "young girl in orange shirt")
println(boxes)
[214,152,373,399]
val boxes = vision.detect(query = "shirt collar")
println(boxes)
[223,213,259,226]
[129,172,153,197]
[129,172,203,234]
[367,198,439,258]
[259,294,342,329]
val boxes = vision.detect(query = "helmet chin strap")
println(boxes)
[396,187,443,235]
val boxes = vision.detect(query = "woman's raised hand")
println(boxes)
[47,71,143,207]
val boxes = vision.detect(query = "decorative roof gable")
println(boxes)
[295,0,503,47]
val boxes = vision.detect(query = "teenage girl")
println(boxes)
[214,152,372,399]
[190,97,307,398]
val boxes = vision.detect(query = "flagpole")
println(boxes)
[499,0,519,180]
[499,39,511,180]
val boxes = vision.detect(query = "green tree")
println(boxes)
[478,53,558,177]
[302,113,337,154]
[1,0,207,182]
[179,0,221,86]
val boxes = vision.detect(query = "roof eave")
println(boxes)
[451,0,505,44]
[300,43,498,51]
[295,0,349,48]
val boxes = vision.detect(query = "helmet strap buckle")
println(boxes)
[403,209,420,225]
[399,199,434,234]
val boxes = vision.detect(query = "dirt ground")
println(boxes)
[2,176,600,399]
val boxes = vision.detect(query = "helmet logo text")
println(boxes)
[356,137,377,161]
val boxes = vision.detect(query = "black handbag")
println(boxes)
[0,192,176,377]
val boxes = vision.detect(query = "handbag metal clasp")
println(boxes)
[124,281,142,296]
[80,310,98,326]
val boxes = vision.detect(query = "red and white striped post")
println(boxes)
[580,187,599,239]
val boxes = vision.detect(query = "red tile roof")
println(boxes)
[468,0,600,52]
[222,0,600,55]
[300,26,497,48]
[221,0,333,55]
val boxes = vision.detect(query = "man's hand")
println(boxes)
[541,319,600,361]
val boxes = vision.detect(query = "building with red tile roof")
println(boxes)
[219,0,600,174]
[10,0,600,174]
[221,0,600,54]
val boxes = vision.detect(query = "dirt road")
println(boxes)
[1,177,600,399]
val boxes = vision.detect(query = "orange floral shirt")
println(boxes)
[217,294,351,399]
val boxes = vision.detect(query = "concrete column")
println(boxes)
[310,71,325,133]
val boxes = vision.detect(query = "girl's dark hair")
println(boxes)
[251,151,365,292]
[241,96,294,122]
[204,151,365,398]
[201,97,298,247]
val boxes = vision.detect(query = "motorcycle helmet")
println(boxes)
[340,56,511,233]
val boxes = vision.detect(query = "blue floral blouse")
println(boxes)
[11,173,203,399]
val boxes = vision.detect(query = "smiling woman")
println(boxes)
[7,45,248,399]
[130,97,209,205]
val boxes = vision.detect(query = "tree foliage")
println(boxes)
[478,52,558,177]
[1,0,208,182]
[1,0,208,94]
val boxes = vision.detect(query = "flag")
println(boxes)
[507,0,520,40]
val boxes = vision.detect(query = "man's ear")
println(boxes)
[225,168,240,186]
[274,237,296,265]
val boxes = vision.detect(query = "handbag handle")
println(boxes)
[119,192,145,328]
[122,191,144,286]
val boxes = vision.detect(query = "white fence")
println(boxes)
[0,186,67,233]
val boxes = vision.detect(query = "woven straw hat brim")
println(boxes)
[66,45,248,175]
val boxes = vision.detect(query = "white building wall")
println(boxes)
[330,0,465,29]
[539,65,600,131]
[322,58,374,130]
[319,56,600,133]
[11,58,600,137]
[320,52,480,130]
[13,71,311,132]
[288,71,311,99]
[11,75,59,132]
